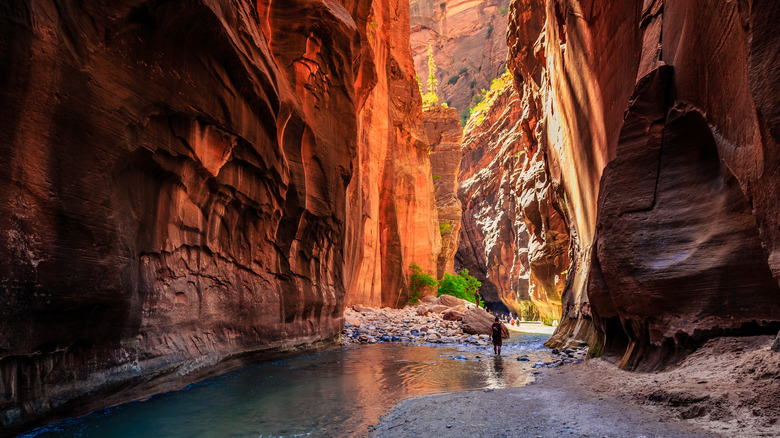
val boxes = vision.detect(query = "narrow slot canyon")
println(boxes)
[1,0,779,437]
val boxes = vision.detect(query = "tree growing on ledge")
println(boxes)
[422,45,440,107]
[408,263,437,304]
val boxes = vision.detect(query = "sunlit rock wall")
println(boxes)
[457,81,569,321]
[344,0,441,307]
[507,0,780,368]
[410,0,511,122]
[423,106,464,278]
[0,0,439,432]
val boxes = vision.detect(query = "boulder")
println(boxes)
[344,316,361,328]
[442,310,465,321]
[435,294,471,308]
[461,308,509,337]
[427,304,450,314]
[352,305,373,314]
[420,295,438,304]
[772,331,780,353]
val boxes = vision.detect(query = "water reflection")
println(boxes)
[23,332,551,438]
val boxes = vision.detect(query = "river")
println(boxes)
[21,332,553,438]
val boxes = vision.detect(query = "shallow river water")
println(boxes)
[22,332,552,438]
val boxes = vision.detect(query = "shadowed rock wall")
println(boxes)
[507,0,780,368]
[423,105,464,278]
[457,81,569,321]
[0,0,439,432]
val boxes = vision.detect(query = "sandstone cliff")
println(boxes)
[457,79,569,322]
[0,0,439,432]
[410,0,511,123]
[507,0,780,369]
[423,106,464,278]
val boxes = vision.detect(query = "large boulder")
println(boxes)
[420,295,438,304]
[442,310,465,321]
[461,308,509,337]
[436,294,471,308]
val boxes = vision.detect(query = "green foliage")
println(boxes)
[437,269,481,304]
[439,220,452,235]
[499,6,509,15]
[458,67,468,75]
[422,45,440,108]
[408,263,437,305]
[447,75,459,85]
[432,174,442,181]
[465,70,513,127]
[469,79,477,89]
[486,23,494,39]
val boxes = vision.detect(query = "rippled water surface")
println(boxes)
[23,332,552,438]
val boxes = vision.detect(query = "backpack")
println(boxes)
[492,323,500,337]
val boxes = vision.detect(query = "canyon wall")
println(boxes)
[344,0,442,307]
[457,80,569,321]
[507,0,780,368]
[0,0,438,432]
[423,106,464,278]
[410,0,511,123]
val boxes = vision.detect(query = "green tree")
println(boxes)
[437,269,482,304]
[408,263,437,305]
[422,45,440,107]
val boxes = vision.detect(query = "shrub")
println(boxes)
[439,220,452,235]
[486,23,494,39]
[499,6,509,15]
[437,269,481,304]
[465,70,513,128]
[408,263,437,305]
[447,75,459,85]
[458,67,468,75]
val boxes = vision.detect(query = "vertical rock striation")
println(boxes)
[506,0,780,368]
[457,80,569,322]
[423,106,464,278]
[344,0,442,307]
[0,0,439,432]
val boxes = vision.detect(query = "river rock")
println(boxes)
[420,295,438,304]
[772,332,780,353]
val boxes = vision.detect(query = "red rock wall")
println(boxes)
[410,0,511,122]
[507,0,780,368]
[423,106,464,278]
[0,0,439,431]
[457,81,569,322]
[344,0,441,307]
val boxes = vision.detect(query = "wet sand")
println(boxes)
[372,335,780,438]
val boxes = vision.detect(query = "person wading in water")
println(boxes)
[491,317,504,356]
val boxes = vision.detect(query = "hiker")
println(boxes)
[491,317,504,356]
[474,291,481,308]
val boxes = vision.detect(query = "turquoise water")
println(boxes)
[21,332,551,438]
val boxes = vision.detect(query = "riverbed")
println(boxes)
[21,332,555,437]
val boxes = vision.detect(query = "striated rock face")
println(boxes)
[457,80,569,322]
[423,106,464,278]
[507,0,780,368]
[410,0,511,122]
[344,0,441,308]
[0,0,439,432]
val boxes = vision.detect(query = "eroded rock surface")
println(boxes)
[506,0,780,367]
[457,80,569,323]
[423,105,464,278]
[410,0,511,122]
[0,0,439,432]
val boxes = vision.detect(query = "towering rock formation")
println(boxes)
[0,0,439,432]
[457,79,569,322]
[344,0,442,307]
[423,106,464,278]
[410,0,511,123]
[506,0,780,369]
